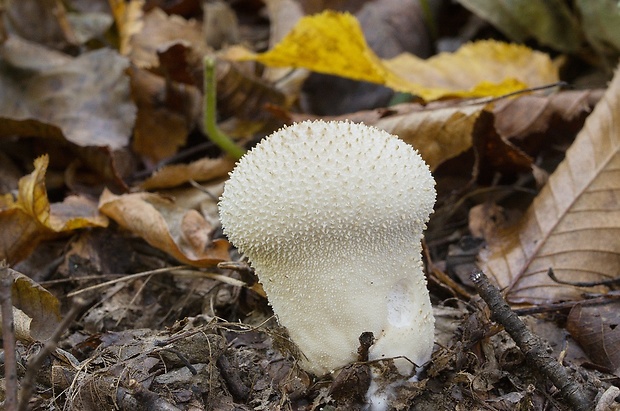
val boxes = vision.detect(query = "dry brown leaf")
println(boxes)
[129,8,208,69]
[472,110,533,181]
[12,271,62,341]
[0,155,109,264]
[98,189,229,267]
[140,157,235,190]
[130,67,197,164]
[0,40,135,149]
[0,266,62,342]
[5,0,77,48]
[479,67,620,304]
[373,104,485,170]
[493,89,604,143]
[567,302,620,374]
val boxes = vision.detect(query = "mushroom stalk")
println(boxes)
[219,120,436,409]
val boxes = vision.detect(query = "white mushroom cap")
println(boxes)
[219,120,436,378]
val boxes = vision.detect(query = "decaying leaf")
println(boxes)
[130,66,197,164]
[140,157,235,190]
[0,155,109,264]
[0,39,136,149]
[567,301,620,374]
[374,104,485,170]
[108,0,145,55]
[129,7,208,69]
[493,89,604,143]
[0,265,62,341]
[456,0,582,53]
[4,0,77,48]
[98,189,229,267]
[576,0,620,59]
[479,67,620,303]
[225,10,559,101]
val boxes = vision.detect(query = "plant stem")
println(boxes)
[203,56,245,160]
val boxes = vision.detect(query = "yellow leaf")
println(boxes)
[386,42,559,100]
[108,0,144,55]
[16,155,109,232]
[227,10,559,101]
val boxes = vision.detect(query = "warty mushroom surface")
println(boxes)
[218,120,436,408]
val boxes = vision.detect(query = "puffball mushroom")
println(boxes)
[218,120,436,398]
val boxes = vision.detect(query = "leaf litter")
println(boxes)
[1,1,620,410]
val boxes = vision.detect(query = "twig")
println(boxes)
[513,292,620,316]
[66,266,188,297]
[18,299,86,411]
[470,269,593,411]
[1,260,18,411]
[203,56,245,160]
[547,267,620,288]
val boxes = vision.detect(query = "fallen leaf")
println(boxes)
[386,42,559,100]
[456,0,582,53]
[214,60,287,122]
[0,155,109,264]
[0,41,135,149]
[98,189,230,267]
[0,265,62,342]
[225,11,559,101]
[493,89,604,144]
[567,301,620,374]
[472,110,533,182]
[130,66,196,164]
[66,9,113,45]
[479,66,620,303]
[203,0,240,49]
[108,0,144,55]
[129,7,208,69]
[5,0,77,48]
[140,157,235,190]
[260,0,308,96]
[12,271,62,341]
[576,0,620,58]
[374,104,485,170]
[303,0,432,116]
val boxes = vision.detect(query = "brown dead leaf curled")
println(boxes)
[140,157,236,190]
[479,66,620,304]
[129,8,208,69]
[99,189,229,267]
[0,266,62,342]
[0,155,109,264]
[567,302,620,374]
[493,89,604,143]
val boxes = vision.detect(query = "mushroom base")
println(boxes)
[253,242,434,378]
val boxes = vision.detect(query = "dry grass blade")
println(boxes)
[479,67,620,304]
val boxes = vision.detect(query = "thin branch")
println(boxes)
[18,299,86,411]
[547,267,620,288]
[470,269,593,411]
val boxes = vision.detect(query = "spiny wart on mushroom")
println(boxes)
[218,120,436,410]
